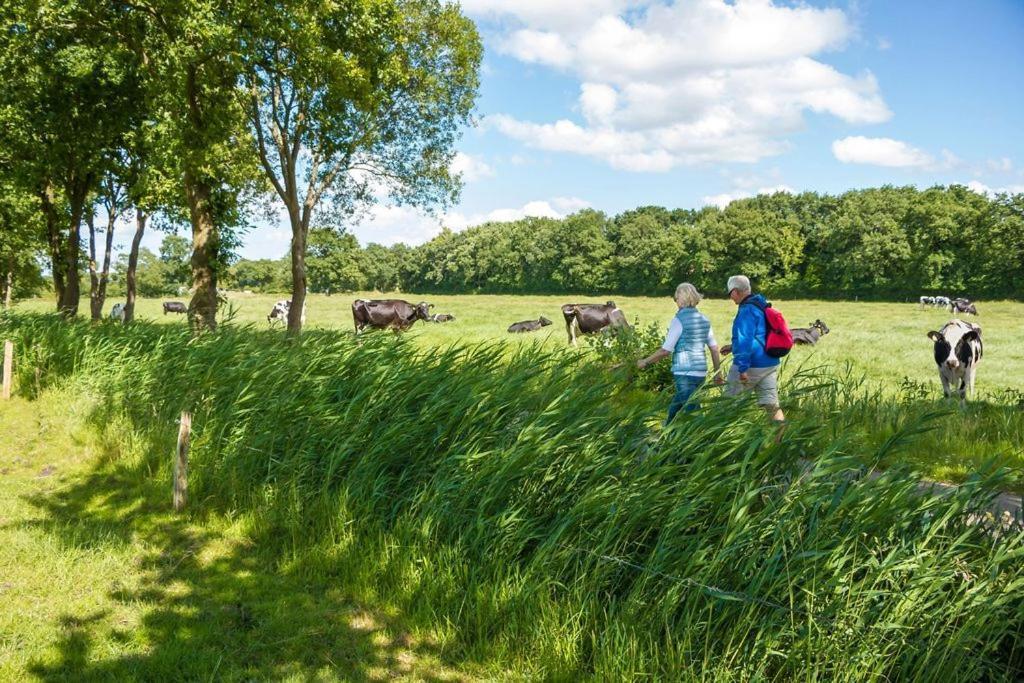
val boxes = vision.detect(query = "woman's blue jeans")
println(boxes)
[666,375,704,424]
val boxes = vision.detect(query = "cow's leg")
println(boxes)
[966,366,977,399]
[939,372,952,399]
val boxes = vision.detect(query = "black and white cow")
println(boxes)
[507,316,552,333]
[430,313,456,323]
[950,298,978,316]
[163,301,187,315]
[927,319,982,403]
[110,302,125,322]
[267,299,306,325]
[919,296,936,308]
[934,296,951,308]
[561,302,630,345]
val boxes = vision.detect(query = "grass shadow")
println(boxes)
[20,451,467,681]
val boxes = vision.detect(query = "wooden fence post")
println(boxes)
[174,411,191,512]
[2,340,12,400]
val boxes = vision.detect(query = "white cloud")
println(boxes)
[466,0,891,170]
[346,197,592,246]
[450,152,495,183]
[965,180,1024,197]
[831,136,953,169]
[702,184,794,208]
[445,196,591,229]
[986,157,1014,173]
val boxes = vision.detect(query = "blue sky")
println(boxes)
[130,0,1024,260]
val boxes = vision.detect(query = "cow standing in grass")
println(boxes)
[928,319,983,404]
[268,300,305,325]
[561,302,629,345]
[163,301,187,315]
[352,299,432,333]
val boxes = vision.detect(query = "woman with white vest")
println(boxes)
[636,283,724,423]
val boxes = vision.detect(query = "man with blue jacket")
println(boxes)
[720,275,785,424]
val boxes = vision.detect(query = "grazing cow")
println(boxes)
[430,313,456,323]
[352,299,432,332]
[507,316,552,334]
[791,319,830,345]
[163,301,187,315]
[927,319,982,403]
[561,301,630,345]
[951,298,978,316]
[919,296,936,308]
[267,299,306,325]
[110,303,125,322]
[934,296,951,308]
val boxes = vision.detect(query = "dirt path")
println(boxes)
[0,394,482,681]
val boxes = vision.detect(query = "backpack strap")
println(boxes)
[740,298,771,348]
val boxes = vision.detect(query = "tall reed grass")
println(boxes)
[3,313,1022,680]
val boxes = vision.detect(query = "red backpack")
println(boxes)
[744,299,793,358]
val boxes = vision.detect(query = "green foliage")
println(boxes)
[3,314,1022,679]
[583,322,673,392]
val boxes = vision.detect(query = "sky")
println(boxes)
[126,0,1024,261]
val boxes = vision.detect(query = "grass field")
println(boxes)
[0,390,495,681]
[0,313,1020,679]
[15,291,1024,395]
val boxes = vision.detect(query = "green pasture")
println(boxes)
[15,292,1024,395]
[0,313,1020,679]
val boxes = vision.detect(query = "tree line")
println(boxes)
[0,0,481,332]
[213,185,1023,300]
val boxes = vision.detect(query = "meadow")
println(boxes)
[15,291,1024,394]
[2,298,1022,679]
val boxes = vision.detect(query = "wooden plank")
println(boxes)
[174,411,191,512]
[2,340,12,400]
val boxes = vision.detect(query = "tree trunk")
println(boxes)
[97,210,116,318]
[87,210,102,320]
[124,210,147,324]
[184,172,219,332]
[59,184,89,318]
[3,257,12,310]
[287,204,307,334]
[39,183,65,308]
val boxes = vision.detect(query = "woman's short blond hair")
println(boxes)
[674,282,703,308]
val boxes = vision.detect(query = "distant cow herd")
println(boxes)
[108,292,986,403]
[920,295,978,315]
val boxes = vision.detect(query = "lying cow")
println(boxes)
[561,301,629,345]
[430,313,456,323]
[267,299,306,325]
[791,319,830,345]
[507,316,552,334]
[352,299,432,333]
[110,303,125,322]
[927,319,982,403]
[163,301,187,315]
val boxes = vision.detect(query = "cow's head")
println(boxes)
[813,319,830,335]
[539,316,552,326]
[928,327,980,370]
[414,302,432,320]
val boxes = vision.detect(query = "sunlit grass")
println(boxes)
[1,313,1021,679]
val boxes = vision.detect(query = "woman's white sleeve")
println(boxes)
[661,318,683,352]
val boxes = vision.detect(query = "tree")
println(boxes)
[122,0,258,331]
[0,0,142,317]
[159,234,193,290]
[240,0,481,332]
[307,228,365,293]
[0,178,46,308]
[88,169,130,319]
